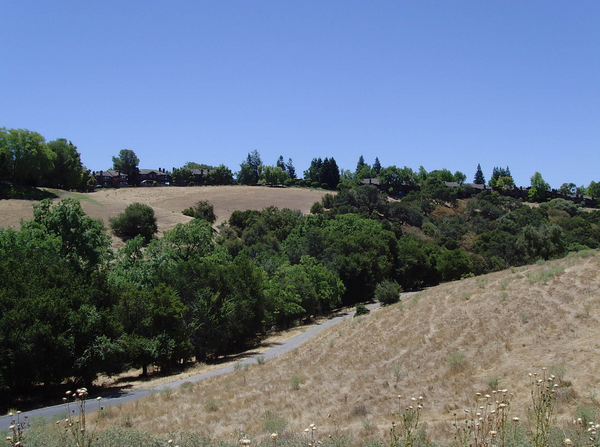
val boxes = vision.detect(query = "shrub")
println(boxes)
[374,280,401,305]
[183,200,217,223]
[355,303,370,317]
[262,410,289,433]
[109,202,157,241]
[290,374,301,390]
[310,202,324,214]
[446,350,465,372]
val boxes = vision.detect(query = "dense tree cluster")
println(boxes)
[0,128,92,190]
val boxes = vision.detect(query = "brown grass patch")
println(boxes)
[0,185,330,247]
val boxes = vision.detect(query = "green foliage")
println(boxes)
[25,198,112,271]
[290,375,301,391]
[517,224,566,262]
[0,127,55,186]
[587,180,600,198]
[473,163,485,184]
[205,164,234,185]
[304,157,340,190]
[529,171,550,202]
[0,183,57,200]
[446,350,466,372]
[183,200,217,223]
[171,166,194,185]
[112,149,140,186]
[46,138,84,189]
[354,302,370,316]
[310,201,324,214]
[110,202,158,242]
[374,280,401,305]
[237,162,256,185]
[436,248,473,282]
[541,198,579,217]
[262,165,288,185]
[0,208,116,389]
[488,166,513,188]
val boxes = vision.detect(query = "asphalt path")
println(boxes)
[1,297,413,429]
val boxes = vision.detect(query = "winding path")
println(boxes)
[1,299,409,428]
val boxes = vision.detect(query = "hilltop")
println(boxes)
[92,249,600,444]
[0,185,330,237]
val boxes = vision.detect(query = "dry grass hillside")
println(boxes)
[0,186,330,245]
[96,250,600,444]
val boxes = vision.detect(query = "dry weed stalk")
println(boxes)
[453,389,513,447]
[389,395,424,447]
[528,368,559,447]
[5,411,29,446]
[58,387,103,447]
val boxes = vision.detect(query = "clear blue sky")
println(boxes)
[2,1,598,189]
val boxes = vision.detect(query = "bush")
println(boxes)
[183,200,217,223]
[355,303,370,317]
[374,280,401,305]
[310,202,324,214]
[109,202,158,241]
[446,350,465,372]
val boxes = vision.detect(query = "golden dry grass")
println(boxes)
[0,185,330,247]
[95,250,600,444]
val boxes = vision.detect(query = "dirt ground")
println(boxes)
[0,185,330,241]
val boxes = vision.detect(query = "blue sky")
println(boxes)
[2,1,598,189]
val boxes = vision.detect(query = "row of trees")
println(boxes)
[4,127,598,202]
[0,128,94,189]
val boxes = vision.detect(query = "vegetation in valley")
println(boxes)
[3,128,600,446]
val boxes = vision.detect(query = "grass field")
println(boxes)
[0,185,330,247]
[89,250,600,445]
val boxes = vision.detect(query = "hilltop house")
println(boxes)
[93,168,170,187]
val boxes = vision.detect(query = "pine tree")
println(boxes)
[356,155,366,174]
[474,164,485,185]
[286,158,296,179]
[373,157,382,175]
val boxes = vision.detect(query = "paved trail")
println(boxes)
[1,301,401,428]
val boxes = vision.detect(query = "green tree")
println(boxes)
[112,149,140,186]
[276,155,286,172]
[528,172,550,202]
[587,181,600,198]
[237,162,256,185]
[23,198,112,272]
[474,164,485,185]
[496,176,515,189]
[374,279,401,305]
[183,200,217,223]
[183,161,212,170]
[0,127,55,185]
[205,164,234,185]
[110,202,158,241]
[246,149,262,183]
[262,165,289,185]
[171,166,194,185]
[454,171,467,185]
[356,155,366,174]
[47,138,84,189]
[517,224,565,262]
[286,158,296,179]
[489,166,513,188]
[373,157,382,174]
[560,183,577,196]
